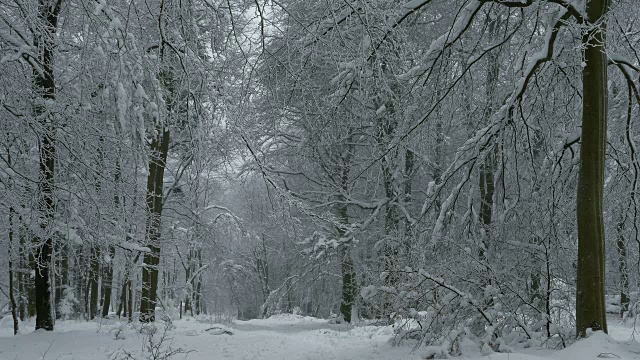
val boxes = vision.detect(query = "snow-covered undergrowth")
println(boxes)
[0,314,638,359]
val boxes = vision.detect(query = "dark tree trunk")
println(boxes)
[54,241,68,319]
[614,211,630,318]
[28,248,36,319]
[339,239,355,323]
[376,115,399,318]
[257,234,270,310]
[576,0,610,337]
[117,271,126,318]
[529,129,544,303]
[18,219,26,321]
[478,15,500,261]
[196,249,203,315]
[89,246,100,319]
[402,148,416,260]
[335,134,356,323]
[140,128,170,322]
[9,206,19,335]
[32,0,63,331]
[101,245,115,317]
[127,277,133,321]
[184,251,192,315]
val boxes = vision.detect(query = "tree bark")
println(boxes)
[9,206,19,335]
[377,114,399,318]
[478,15,500,261]
[338,204,355,323]
[117,271,126,318]
[140,127,170,322]
[576,0,610,337]
[195,250,202,315]
[184,249,192,315]
[89,246,100,319]
[257,234,270,305]
[54,241,68,319]
[18,218,26,321]
[616,220,630,317]
[529,129,545,303]
[101,245,115,317]
[28,247,36,319]
[32,0,63,331]
[127,276,134,321]
[335,135,356,322]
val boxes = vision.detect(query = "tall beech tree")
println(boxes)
[575,0,610,337]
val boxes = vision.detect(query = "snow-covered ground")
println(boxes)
[0,314,639,359]
[0,314,421,360]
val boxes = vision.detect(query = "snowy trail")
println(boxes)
[0,315,422,360]
[173,317,422,360]
[2,315,640,359]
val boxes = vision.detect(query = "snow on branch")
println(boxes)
[425,7,574,243]
[511,9,570,103]
[398,1,484,81]
[187,264,209,285]
[609,55,640,106]
[302,197,391,258]
[609,54,640,72]
[118,241,151,253]
[367,0,434,58]
[418,269,494,326]
[300,5,357,48]
[0,13,43,75]
[482,0,584,22]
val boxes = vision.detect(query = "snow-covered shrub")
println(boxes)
[58,286,80,320]
[116,322,191,360]
[363,260,573,357]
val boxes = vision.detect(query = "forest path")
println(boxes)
[184,315,423,360]
[0,314,638,359]
[0,314,422,360]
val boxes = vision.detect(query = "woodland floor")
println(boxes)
[0,314,639,359]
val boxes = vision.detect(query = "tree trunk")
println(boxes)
[117,272,126,318]
[195,256,202,317]
[376,116,399,318]
[9,206,19,335]
[478,15,500,261]
[576,0,610,337]
[335,134,356,322]
[616,220,629,318]
[529,129,545,303]
[405,149,415,209]
[338,204,355,323]
[28,248,36,319]
[184,251,192,316]
[101,245,115,317]
[18,218,26,321]
[32,0,63,331]
[431,85,445,215]
[140,127,170,322]
[257,234,270,316]
[478,151,495,257]
[127,277,133,321]
[54,241,68,319]
[18,256,25,321]
[89,246,100,319]
[403,148,416,259]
